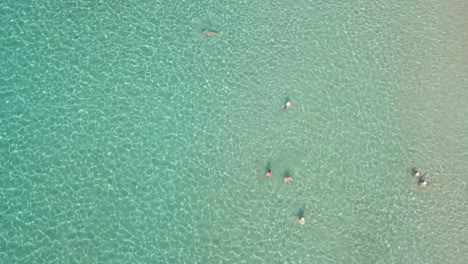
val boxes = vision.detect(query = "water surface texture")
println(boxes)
[1,0,467,263]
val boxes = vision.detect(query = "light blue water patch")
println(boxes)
[1,0,466,263]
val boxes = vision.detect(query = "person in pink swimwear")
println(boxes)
[284,101,291,109]
[283,176,292,183]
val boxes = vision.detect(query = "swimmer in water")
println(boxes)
[283,176,293,183]
[419,178,428,188]
[414,171,421,178]
[284,101,291,109]
[417,175,428,188]
[265,169,272,178]
[296,215,305,224]
[202,29,219,36]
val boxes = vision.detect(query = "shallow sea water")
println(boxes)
[1,0,467,263]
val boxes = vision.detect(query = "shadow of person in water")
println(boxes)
[296,208,305,219]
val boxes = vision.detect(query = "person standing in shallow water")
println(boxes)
[265,169,272,178]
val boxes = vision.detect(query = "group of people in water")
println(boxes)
[264,169,293,183]
[266,100,305,223]
[265,169,304,223]
[413,168,429,188]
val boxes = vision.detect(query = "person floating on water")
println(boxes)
[265,169,272,178]
[284,101,291,109]
[296,215,305,224]
[283,176,292,183]
[202,29,219,36]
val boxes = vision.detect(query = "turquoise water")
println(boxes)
[1,0,467,263]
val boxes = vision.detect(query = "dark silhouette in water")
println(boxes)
[296,208,305,219]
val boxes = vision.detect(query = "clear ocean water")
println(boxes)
[1,0,467,263]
